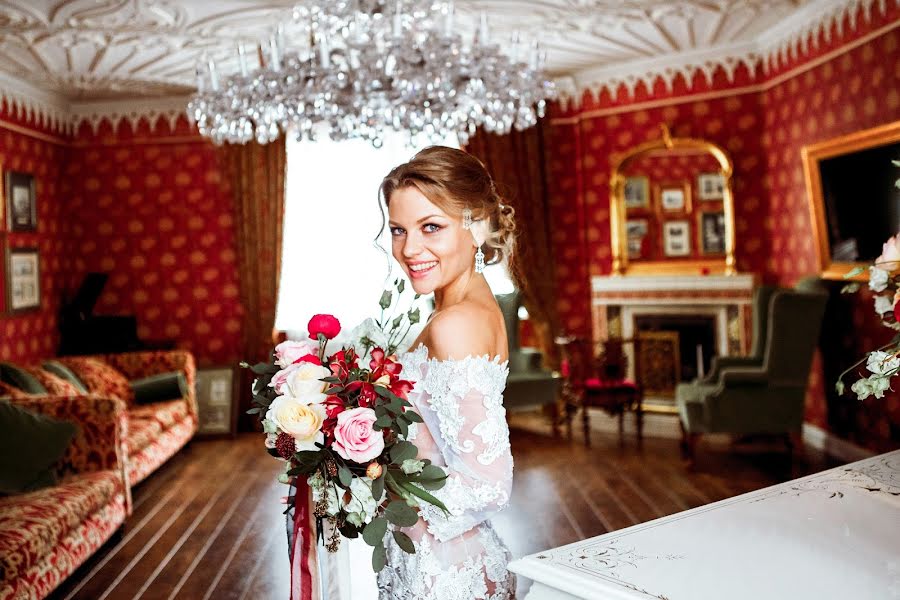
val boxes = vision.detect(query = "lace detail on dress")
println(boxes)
[380,344,515,600]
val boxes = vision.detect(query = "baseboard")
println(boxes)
[801,423,875,463]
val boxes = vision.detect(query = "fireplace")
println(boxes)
[591,274,755,411]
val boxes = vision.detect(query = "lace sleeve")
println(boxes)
[415,356,513,542]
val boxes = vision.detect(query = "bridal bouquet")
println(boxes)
[837,242,900,401]
[243,281,447,572]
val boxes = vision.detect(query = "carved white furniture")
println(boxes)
[509,450,900,600]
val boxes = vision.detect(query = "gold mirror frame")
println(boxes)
[802,121,900,280]
[610,125,736,275]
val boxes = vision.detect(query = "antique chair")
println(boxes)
[495,291,563,433]
[675,288,828,466]
[700,285,777,383]
[560,336,644,446]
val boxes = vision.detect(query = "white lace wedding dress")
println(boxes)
[376,343,516,600]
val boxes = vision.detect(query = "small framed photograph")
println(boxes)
[658,182,691,212]
[699,211,727,254]
[623,176,650,209]
[663,221,691,257]
[697,172,725,201]
[626,219,649,259]
[196,367,238,437]
[5,171,37,232]
[6,247,40,312]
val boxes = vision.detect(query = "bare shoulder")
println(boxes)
[424,301,497,361]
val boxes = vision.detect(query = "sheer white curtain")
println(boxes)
[275,133,514,338]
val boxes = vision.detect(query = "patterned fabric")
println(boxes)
[377,344,515,600]
[0,382,27,399]
[0,491,126,600]
[127,417,195,485]
[23,368,81,396]
[10,395,128,479]
[127,418,163,455]
[56,357,134,405]
[100,351,198,421]
[0,471,121,584]
[129,399,189,430]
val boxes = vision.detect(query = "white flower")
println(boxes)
[874,294,894,316]
[851,375,891,400]
[876,234,900,272]
[347,318,391,362]
[401,459,425,474]
[866,351,900,376]
[265,395,327,451]
[869,267,889,293]
[343,476,384,527]
[283,362,331,399]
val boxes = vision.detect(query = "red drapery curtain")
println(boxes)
[220,138,287,430]
[465,120,562,367]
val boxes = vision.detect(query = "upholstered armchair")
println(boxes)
[495,292,563,432]
[700,285,777,383]
[675,288,828,465]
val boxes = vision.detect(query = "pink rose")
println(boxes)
[274,340,319,368]
[877,233,900,272]
[331,407,384,463]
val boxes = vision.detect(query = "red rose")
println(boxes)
[292,353,322,366]
[308,314,341,340]
[894,299,900,323]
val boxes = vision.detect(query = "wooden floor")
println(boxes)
[50,413,837,600]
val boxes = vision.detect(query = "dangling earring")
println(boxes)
[462,208,473,230]
[475,245,485,273]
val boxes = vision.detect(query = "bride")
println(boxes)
[375,146,518,599]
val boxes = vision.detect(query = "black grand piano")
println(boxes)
[59,273,167,355]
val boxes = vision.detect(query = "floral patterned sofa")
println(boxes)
[0,394,129,600]
[54,351,199,485]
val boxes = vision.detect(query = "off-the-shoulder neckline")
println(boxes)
[402,343,509,368]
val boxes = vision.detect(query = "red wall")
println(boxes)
[546,6,900,451]
[62,117,244,367]
[0,104,68,363]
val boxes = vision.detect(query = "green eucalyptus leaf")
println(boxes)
[390,441,417,463]
[372,471,385,500]
[375,414,392,429]
[362,516,388,546]
[372,543,387,572]
[417,464,447,482]
[396,418,409,438]
[398,481,449,514]
[338,466,352,487]
[384,500,418,527]
[405,410,423,423]
[392,530,416,554]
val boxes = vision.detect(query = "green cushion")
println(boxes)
[0,400,78,493]
[130,372,188,404]
[42,361,89,393]
[0,363,47,394]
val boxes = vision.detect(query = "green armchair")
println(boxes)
[701,285,777,383]
[676,287,828,465]
[495,292,563,432]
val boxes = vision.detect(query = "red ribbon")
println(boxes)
[290,478,318,600]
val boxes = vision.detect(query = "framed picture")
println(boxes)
[663,221,691,257]
[697,172,725,201]
[623,176,650,209]
[6,247,40,312]
[658,182,691,212]
[699,211,727,255]
[196,367,238,437]
[5,171,36,232]
[626,219,649,259]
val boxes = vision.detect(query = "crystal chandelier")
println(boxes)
[187,1,555,146]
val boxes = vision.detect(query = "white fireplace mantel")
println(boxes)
[592,274,755,295]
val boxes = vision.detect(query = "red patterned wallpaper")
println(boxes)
[546,5,900,450]
[0,103,67,363]
[63,116,244,367]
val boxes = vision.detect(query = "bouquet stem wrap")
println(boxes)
[290,478,319,600]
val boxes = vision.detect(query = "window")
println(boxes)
[276,132,515,338]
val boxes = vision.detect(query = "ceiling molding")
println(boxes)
[558,0,899,109]
[68,95,191,134]
[0,72,72,134]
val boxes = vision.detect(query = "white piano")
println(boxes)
[509,450,900,600]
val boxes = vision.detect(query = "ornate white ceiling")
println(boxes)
[0,0,893,128]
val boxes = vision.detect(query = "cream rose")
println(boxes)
[282,362,331,400]
[876,234,900,272]
[265,395,327,451]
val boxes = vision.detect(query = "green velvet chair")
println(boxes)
[700,285,777,383]
[496,292,563,432]
[675,287,828,465]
